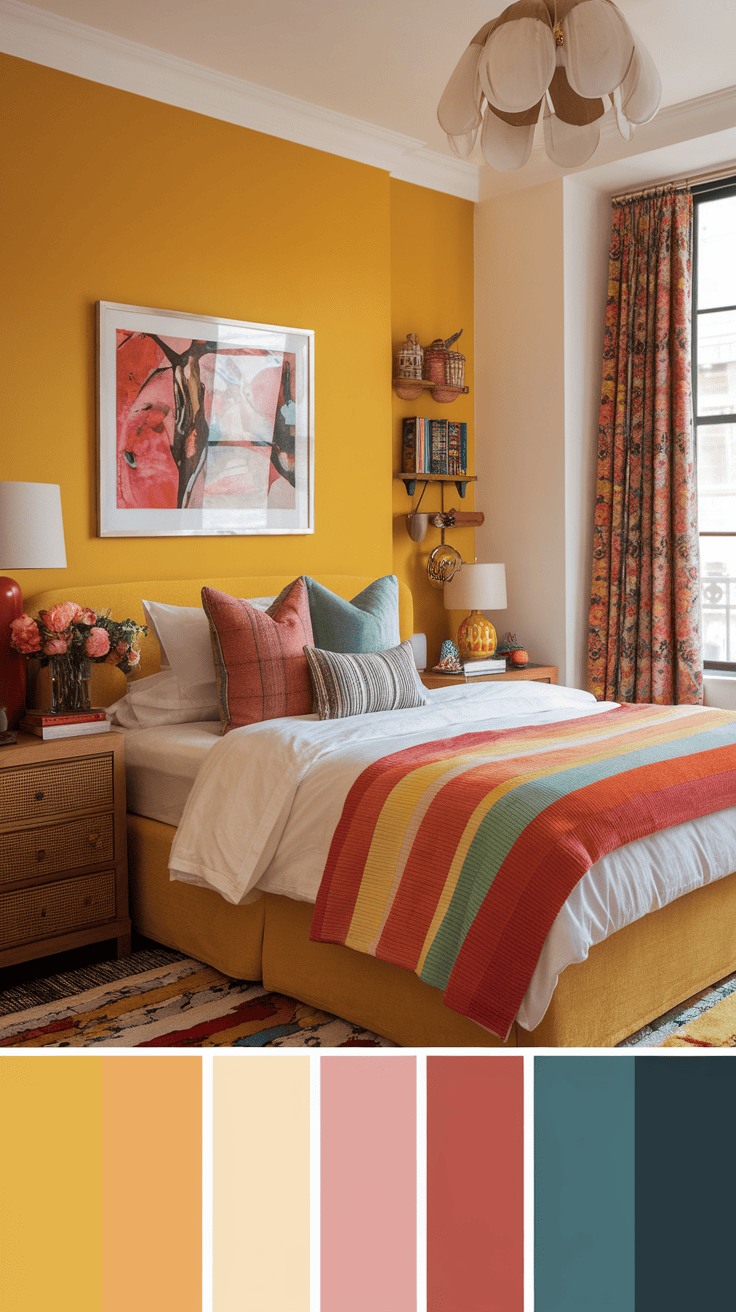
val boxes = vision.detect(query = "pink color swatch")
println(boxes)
[427,1055,524,1312]
[321,1056,417,1312]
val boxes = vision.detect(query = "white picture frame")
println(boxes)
[97,301,314,537]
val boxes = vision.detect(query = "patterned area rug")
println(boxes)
[0,953,396,1048]
[620,970,736,1047]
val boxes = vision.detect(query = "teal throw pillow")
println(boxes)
[269,575,400,653]
[304,575,400,653]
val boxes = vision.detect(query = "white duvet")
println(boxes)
[167,681,736,1032]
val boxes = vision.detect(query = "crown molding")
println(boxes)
[0,0,479,201]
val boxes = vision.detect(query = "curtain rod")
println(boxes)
[611,163,736,205]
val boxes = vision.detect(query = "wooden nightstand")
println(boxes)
[420,663,559,690]
[0,730,131,969]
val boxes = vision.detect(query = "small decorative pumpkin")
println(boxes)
[510,648,529,667]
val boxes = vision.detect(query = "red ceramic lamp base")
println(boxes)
[457,610,498,660]
[0,577,26,731]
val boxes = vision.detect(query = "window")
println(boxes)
[693,179,736,669]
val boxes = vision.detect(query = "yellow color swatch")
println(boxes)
[0,1054,103,1312]
[214,1055,311,1312]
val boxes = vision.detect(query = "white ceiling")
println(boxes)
[5,0,736,195]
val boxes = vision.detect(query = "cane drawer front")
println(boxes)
[0,871,117,949]
[0,754,113,824]
[0,813,115,886]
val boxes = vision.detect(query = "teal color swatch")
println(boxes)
[535,1056,636,1312]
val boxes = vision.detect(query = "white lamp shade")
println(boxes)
[444,563,507,611]
[0,482,67,569]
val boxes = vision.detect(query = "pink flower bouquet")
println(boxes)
[10,603,146,675]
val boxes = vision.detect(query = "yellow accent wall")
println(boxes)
[1,55,472,643]
[390,180,475,665]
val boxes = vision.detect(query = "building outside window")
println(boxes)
[694,180,736,668]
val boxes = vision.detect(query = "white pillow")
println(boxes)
[142,595,276,693]
[106,669,220,729]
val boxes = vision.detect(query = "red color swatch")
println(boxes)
[427,1056,524,1311]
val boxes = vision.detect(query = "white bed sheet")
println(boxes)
[128,682,736,1033]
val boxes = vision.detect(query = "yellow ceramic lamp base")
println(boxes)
[457,609,497,660]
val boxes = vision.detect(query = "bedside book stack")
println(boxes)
[462,656,507,675]
[19,710,110,739]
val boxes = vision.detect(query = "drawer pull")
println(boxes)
[36,849,46,862]
[40,907,47,918]
[83,896,92,907]
[87,832,100,846]
[34,791,44,801]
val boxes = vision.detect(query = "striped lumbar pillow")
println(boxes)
[304,640,428,720]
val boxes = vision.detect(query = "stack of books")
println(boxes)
[402,418,467,475]
[462,656,507,676]
[19,710,110,739]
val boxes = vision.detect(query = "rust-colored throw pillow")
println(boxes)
[202,579,314,731]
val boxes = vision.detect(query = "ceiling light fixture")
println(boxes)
[438,0,661,172]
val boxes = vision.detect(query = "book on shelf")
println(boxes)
[429,419,448,475]
[402,417,467,477]
[20,718,111,739]
[447,421,467,476]
[402,417,429,474]
[22,709,107,726]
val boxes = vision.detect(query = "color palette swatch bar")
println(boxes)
[3,1053,735,1312]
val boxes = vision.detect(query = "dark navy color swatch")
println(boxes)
[635,1057,736,1312]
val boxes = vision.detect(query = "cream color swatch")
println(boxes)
[214,1055,311,1311]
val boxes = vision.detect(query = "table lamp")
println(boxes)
[444,562,507,660]
[0,482,67,730]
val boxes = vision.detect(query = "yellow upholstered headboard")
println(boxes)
[24,575,414,707]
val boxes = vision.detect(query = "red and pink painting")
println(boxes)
[98,304,313,537]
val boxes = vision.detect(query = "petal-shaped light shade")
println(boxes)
[543,110,600,167]
[562,0,635,99]
[548,66,604,126]
[613,86,636,141]
[437,42,484,136]
[480,102,538,171]
[620,36,662,125]
[447,126,480,158]
[479,2,555,114]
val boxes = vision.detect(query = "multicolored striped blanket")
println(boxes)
[311,704,736,1039]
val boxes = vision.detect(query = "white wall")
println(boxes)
[474,181,567,676]
[474,177,610,688]
[563,179,612,689]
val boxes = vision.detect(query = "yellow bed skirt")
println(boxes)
[127,813,736,1047]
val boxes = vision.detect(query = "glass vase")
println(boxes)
[49,657,92,714]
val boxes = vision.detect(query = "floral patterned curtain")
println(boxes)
[587,189,702,705]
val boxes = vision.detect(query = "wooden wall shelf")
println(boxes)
[392,378,469,403]
[394,473,477,498]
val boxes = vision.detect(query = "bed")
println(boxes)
[24,574,736,1048]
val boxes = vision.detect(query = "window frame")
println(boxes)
[692,177,736,672]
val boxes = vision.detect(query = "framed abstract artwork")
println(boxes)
[97,302,314,537]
